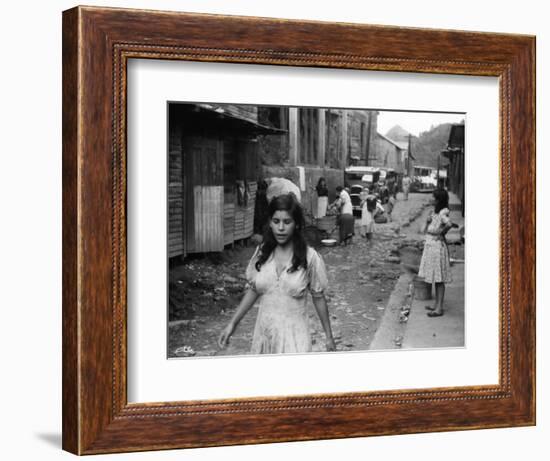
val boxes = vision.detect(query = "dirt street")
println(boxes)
[168,193,433,358]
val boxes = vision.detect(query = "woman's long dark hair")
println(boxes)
[255,193,308,273]
[433,188,449,213]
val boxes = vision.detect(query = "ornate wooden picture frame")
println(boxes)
[62,6,535,455]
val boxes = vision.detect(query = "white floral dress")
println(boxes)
[418,208,452,283]
[245,246,328,354]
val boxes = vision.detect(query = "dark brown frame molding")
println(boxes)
[62,5,535,455]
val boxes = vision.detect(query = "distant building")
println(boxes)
[372,132,406,173]
[258,107,379,213]
[384,136,415,176]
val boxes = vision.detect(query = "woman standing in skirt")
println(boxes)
[332,186,354,245]
[418,189,454,317]
[315,177,329,218]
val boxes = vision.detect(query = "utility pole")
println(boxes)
[407,133,412,175]
[437,152,441,182]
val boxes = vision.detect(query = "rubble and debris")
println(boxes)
[174,345,196,357]
[399,305,411,323]
[168,193,435,356]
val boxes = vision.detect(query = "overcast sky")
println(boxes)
[377,110,465,137]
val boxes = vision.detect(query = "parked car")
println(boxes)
[349,184,365,213]
[345,166,381,190]
[345,166,381,214]
[410,165,438,193]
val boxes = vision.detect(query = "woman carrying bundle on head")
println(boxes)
[329,186,354,245]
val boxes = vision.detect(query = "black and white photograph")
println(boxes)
[3,0,544,459]
[167,103,465,358]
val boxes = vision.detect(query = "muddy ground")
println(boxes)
[167,193,452,358]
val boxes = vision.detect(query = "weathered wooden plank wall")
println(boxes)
[168,115,184,257]
[244,182,257,238]
[233,139,259,241]
[223,203,235,245]
[233,182,257,241]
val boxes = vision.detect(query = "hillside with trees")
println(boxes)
[411,123,453,168]
[386,122,463,169]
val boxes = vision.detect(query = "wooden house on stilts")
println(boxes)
[168,103,285,259]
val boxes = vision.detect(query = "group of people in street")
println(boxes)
[315,177,397,246]
[218,176,456,356]
[314,178,355,245]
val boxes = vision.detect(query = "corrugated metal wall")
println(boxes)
[184,137,224,254]
[193,186,224,252]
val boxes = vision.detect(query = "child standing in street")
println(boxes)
[360,188,382,243]
[385,194,396,222]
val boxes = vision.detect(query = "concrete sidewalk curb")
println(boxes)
[370,271,414,350]
[370,190,465,351]
[402,262,465,349]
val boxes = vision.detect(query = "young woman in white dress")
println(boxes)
[218,194,336,354]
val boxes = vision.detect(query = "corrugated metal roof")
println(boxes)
[196,104,286,135]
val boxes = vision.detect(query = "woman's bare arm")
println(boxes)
[312,295,336,351]
[422,213,433,233]
[218,289,260,348]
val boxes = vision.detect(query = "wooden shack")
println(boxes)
[441,123,465,215]
[168,103,284,258]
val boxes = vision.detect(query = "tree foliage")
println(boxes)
[386,122,463,168]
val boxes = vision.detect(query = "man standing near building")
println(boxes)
[402,174,411,201]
